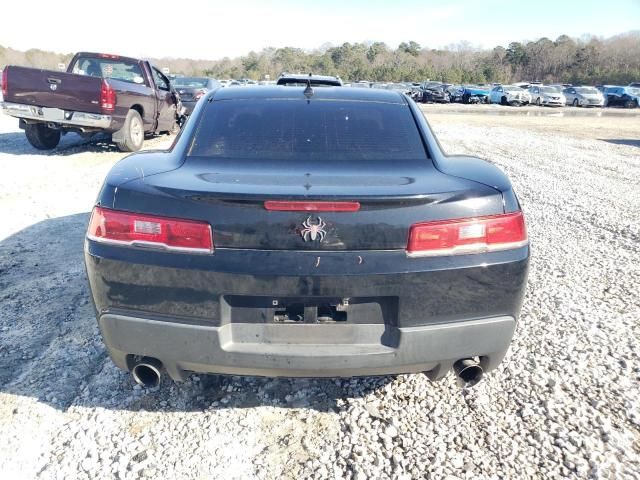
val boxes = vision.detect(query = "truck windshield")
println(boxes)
[189,99,428,162]
[71,56,144,85]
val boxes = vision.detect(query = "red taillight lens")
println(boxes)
[264,201,361,212]
[407,211,527,257]
[1,68,7,98]
[100,80,116,114]
[87,207,213,254]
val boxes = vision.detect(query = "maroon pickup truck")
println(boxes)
[1,52,183,151]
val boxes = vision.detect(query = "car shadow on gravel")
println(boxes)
[0,131,172,156]
[599,139,640,148]
[0,131,121,156]
[0,213,396,414]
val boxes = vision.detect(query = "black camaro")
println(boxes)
[85,86,529,387]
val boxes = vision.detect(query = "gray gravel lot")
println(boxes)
[0,107,639,479]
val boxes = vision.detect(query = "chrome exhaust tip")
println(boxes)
[131,357,162,388]
[453,358,484,387]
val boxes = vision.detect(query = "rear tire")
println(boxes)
[24,123,61,150]
[115,110,144,152]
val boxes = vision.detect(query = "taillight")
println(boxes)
[1,68,7,98]
[264,201,361,212]
[87,207,213,254]
[407,211,527,257]
[193,89,207,100]
[100,80,116,114]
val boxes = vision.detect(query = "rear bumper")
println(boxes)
[1,101,112,129]
[85,242,528,379]
[100,313,516,380]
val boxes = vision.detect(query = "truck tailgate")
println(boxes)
[4,66,103,114]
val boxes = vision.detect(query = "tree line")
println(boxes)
[2,31,638,85]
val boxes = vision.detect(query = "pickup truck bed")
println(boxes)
[1,52,183,152]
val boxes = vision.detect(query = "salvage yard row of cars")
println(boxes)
[407,81,640,108]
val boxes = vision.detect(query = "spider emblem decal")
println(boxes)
[300,216,327,242]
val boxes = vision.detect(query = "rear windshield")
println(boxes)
[71,56,144,85]
[173,77,209,88]
[189,99,428,162]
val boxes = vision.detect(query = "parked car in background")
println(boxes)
[172,77,220,115]
[489,85,531,106]
[418,82,451,103]
[84,85,529,388]
[562,86,605,107]
[528,85,566,107]
[277,73,343,87]
[628,82,640,88]
[460,85,491,104]
[446,85,464,103]
[1,52,183,151]
[384,83,414,97]
[602,86,640,108]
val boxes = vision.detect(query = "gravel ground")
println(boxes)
[0,107,639,479]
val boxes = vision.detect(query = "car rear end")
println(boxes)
[172,77,214,115]
[85,87,529,384]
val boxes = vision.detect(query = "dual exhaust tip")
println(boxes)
[453,358,484,387]
[130,357,484,388]
[131,357,162,388]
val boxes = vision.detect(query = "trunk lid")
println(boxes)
[4,66,103,113]
[114,159,505,251]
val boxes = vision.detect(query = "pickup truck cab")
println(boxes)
[1,52,183,151]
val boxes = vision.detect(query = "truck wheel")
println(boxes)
[24,123,61,150]
[115,110,144,152]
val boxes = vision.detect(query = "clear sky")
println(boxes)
[1,0,638,59]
